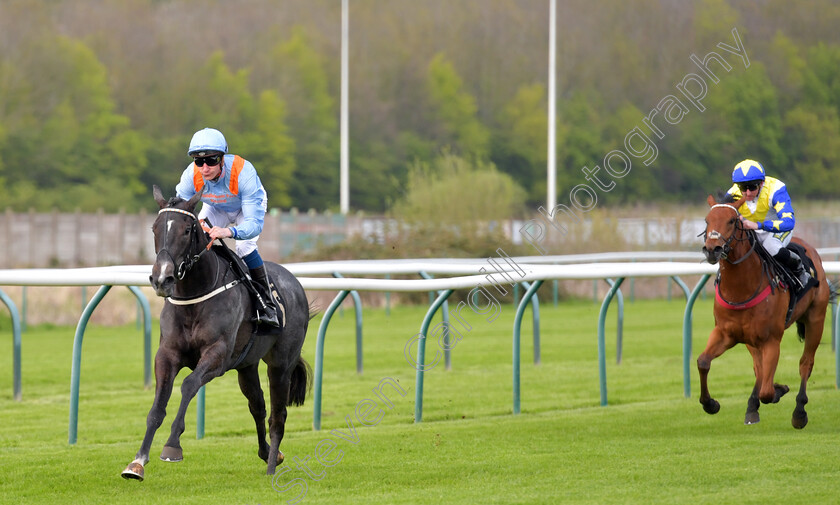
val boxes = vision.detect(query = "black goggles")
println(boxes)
[194,154,222,167]
[737,181,761,192]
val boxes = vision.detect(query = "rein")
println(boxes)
[156,205,260,370]
[157,207,239,305]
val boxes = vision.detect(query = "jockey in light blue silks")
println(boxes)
[725,159,811,288]
[175,127,280,327]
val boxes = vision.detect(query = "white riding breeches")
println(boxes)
[198,206,259,257]
[756,229,792,256]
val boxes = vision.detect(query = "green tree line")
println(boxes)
[0,0,839,213]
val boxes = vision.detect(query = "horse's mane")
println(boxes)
[166,196,188,208]
[717,190,736,204]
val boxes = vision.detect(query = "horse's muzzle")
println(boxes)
[151,254,177,297]
[150,273,176,297]
[702,245,722,265]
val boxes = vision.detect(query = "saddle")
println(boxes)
[210,241,286,330]
[757,239,819,324]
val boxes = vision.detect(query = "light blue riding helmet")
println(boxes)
[731,159,765,183]
[188,128,228,157]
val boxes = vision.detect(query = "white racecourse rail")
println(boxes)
[2,253,840,442]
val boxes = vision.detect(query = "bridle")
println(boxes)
[703,203,756,265]
[156,208,212,280]
[704,202,777,308]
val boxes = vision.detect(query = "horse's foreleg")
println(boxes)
[697,328,734,415]
[744,345,761,424]
[121,350,180,480]
[756,341,782,404]
[161,343,228,462]
[265,364,292,475]
[237,364,269,462]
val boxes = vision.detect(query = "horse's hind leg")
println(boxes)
[793,320,824,429]
[265,363,291,475]
[237,363,270,461]
[697,328,735,415]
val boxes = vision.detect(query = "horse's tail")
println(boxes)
[288,356,312,407]
[796,280,840,341]
[796,321,806,342]
[308,300,320,321]
[829,279,840,305]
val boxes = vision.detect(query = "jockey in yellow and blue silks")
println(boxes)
[175,127,280,327]
[725,159,811,288]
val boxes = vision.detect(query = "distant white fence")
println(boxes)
[5,208,840,268]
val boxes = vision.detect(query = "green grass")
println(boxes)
[1,297,840,504]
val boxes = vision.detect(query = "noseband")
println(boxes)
[157,208,209,279]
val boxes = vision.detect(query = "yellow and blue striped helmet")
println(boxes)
[731,159,765,183]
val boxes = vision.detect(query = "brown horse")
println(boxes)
[699,194,833,428]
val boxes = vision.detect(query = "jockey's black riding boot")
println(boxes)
[250,265,281,327]
[776,247,811,288]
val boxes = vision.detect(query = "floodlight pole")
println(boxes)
[547,0,557,211]
[340,0,350,214]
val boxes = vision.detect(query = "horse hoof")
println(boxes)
[792,411,808,429]
[744,412,760,425]
[702,399,720,415]
[773,384,790,403]
[121,462,145,481]
[160,446,183,462]
[277,450,285,465]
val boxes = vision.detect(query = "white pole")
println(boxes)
[340,0,350,214]
[547,0,557,212]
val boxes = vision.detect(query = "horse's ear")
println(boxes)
[186,187,204,212]
[153,185,167,208]
[706,194,716,207]
[733,195,747,209]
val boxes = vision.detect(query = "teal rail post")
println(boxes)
[597,278,625,406]
[520,281,542,365]
[332,273,363,374]
[836,302,840,389]
[682,274,711,398]
[21,286,27,332]
[413,289,454,423]
[0,288,22,401]
[670,276,691,301]
[69,285,112,444]
[126,286,152,389]
[312,290,351,430]
[604,279,624,364]
[419,272,451,370]
[196,386,205,440]
[513,280,543,414]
